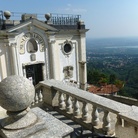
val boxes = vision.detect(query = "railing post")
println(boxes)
[92,105,100,126]
[103,110,111,134]
[66,95,72,113]
[82,102,89,122]
[42,86,59,107]
[31,88,43,107]
[73,98,80,117]
[38,89,43,102]
[59,92,65,109]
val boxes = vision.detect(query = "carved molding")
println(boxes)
[10,43,17,47]
[22,61,45,67]
[79,61,86,66]
[61,40,73,56]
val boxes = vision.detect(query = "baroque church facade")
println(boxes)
[0,11,88,89]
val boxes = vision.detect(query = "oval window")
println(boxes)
[64,43,72,54]
[27,38,38,53]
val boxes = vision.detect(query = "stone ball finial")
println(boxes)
[0,75,35,112]
[78,20,85,25]
[45,13,51,21]
[4,11,11,19]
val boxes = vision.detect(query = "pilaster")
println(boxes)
[79,61,87,90]
[9,42,19,75]
[78,31,87,90]
[47,33,60,80]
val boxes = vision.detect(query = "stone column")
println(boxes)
[78,31,87,90]
[10,43,18,75]
[48,35,60,80]
[79,61,87,90]
[49,40,56,79]
[0,43,8,80]
[79,33,86,61]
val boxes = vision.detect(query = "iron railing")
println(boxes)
[0,11,81,25]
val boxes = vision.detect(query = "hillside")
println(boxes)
[86,37,138,99]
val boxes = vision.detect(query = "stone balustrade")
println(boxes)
[32,87,43,107]
[34,79,138,138]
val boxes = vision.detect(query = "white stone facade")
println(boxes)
[0,12,88,88]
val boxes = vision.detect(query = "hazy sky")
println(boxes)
[1,0,138,38]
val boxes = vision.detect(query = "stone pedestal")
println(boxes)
[0,107,73,138]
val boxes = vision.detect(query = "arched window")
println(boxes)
[27,38,38,53]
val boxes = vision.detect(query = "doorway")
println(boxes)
[25,63,43,85]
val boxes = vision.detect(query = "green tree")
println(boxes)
[109,74,116,84]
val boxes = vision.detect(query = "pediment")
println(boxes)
[6,18,58,33]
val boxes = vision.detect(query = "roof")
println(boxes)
[6,18,58,33]
[88,84,119,95]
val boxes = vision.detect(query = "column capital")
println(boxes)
[79,61,86,65]
[49,39,56,44]
[10,42,17,47]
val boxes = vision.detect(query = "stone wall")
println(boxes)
[103,95,138,106]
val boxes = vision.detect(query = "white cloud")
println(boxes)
[58,4,87,14]
[72,8,87,13]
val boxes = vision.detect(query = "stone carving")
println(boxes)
[63,66,73,79]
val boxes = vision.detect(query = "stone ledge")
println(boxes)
[0,107,73,138]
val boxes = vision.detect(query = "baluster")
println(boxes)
[116,115,122,126]
[92,105,100,126]
[38,89,43,102]
[66,95,72,113]
[73,98,80,117]
[103,110,111,134]
[82,102,89,122]
[59,92,65,109]
[35,92,39,104]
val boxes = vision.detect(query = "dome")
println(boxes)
[0,75,35,112]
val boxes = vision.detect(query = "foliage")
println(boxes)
[86,38,138,99]
[87,59,138,99]
[87,68,124,89]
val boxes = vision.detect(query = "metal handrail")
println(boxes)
[0,11,81,25]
